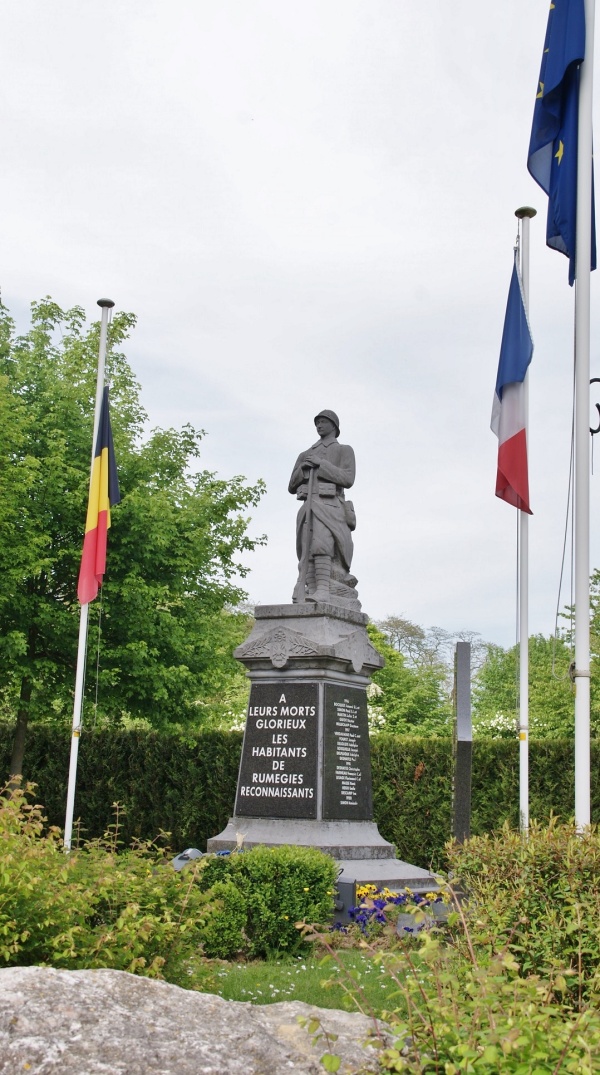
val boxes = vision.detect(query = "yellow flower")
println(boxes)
[303,887,310,891]
[356,883,378,898]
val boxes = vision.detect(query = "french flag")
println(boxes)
[491,256,534,514]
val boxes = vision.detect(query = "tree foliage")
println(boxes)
[0,299,264,775]
[471,633,587,739]
[370,615,488,735]
[367,624,453,735]
[376,616,487,677]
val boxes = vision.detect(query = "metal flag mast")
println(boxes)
[516,205,536,832]
[64,298,115,851]
[573,0,595,829]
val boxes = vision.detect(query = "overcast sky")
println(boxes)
[3,1,600,649]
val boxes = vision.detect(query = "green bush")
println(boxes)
[304,920,600,1072]
[0,784,336,970]
[374,934,600,1073]
[306,826,600,1075]
[198,878,247,959]
[198,844,337,959]
[0,785,215,984]
[447,818,600,1004]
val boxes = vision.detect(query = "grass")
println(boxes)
[207,949,405,1017]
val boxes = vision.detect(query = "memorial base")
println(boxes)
[207,818,395,860]
[207,603,440,904]
[207,818,440,914]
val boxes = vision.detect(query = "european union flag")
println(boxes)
[527,0,596,285]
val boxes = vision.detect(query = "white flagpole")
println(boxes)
[573,0,595,830]
[516,206,536,833]
[64,298,115,851]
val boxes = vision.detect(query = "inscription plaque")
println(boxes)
[322,683,372,820]
[235,682,318,818]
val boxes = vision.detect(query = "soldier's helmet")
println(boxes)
[314,410,340,437]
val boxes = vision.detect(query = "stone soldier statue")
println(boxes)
[289,410,360,610]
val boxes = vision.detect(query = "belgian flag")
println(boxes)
[77,386,121,605]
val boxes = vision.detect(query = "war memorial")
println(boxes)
[209,409,438,902]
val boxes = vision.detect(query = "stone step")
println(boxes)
[333,858,442,921]
[207,817,397,859]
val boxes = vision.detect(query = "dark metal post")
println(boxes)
[452,641,472,843]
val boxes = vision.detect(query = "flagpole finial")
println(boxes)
[515,207,537,219]
[97,298,115,308]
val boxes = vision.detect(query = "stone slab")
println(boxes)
[0,967,389,1074]
[255,602,369,627]
[235,682,319,819]
[235,604,383,676]
[207,817,396,859]
[322,683,371,820]
[336,858,441,892]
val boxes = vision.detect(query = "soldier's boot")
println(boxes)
[306,562,316,598]
[307,555,331,604]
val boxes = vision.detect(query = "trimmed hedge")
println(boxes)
[0,726,242,853]
[1,725,599,870]
[371,736,600,869]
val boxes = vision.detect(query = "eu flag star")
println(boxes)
[555,140,564,164]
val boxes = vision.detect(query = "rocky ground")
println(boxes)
[0,966,391,1074]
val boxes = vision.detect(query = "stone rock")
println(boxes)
[0,966,390,1074]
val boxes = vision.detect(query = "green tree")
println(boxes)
[367,624,452,735]
[376,615,487,683]
[0,299,264,777]
[471,634,582,738]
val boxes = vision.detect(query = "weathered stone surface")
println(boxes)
[235,604,383,676]
[0,967,389,1074]
[207,817,396,858]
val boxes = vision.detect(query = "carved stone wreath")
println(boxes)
[236,627,321,669]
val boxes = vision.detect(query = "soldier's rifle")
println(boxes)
[293,462,318,603]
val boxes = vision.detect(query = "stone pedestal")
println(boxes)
[208,603,439,899]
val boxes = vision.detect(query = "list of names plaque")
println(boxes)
[322,684,372,820]
[235,682,318,818]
